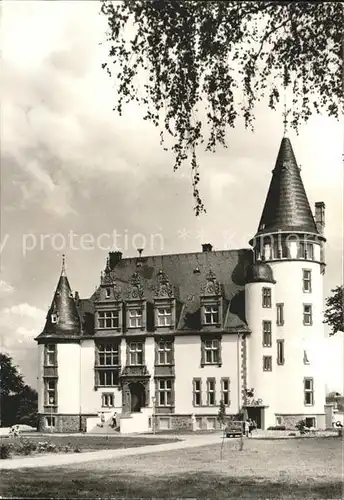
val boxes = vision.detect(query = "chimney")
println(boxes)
[315,202,325,235]
[109,251,122,269]
[202,243,213,252]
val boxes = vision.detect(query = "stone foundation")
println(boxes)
[276,414,326,430]
[38,414,90,433]
[154,414,232,431]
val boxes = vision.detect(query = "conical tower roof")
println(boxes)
[254,137,318,238]
[37,256,81,339]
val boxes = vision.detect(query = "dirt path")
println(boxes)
[0,433,223,470]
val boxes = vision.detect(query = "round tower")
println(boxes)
[246,137,326,430]
[35,255,82,432]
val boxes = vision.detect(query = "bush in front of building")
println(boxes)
[295,419,307,435]
[0,443,11,459]
[267,425,286,431]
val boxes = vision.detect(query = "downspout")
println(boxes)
[237,331,241,414]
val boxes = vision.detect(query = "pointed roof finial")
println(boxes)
[61,254,66,276]
[282,66,289,137]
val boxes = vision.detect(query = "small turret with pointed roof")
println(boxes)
[36,255,81,340]
[252,136,320,240]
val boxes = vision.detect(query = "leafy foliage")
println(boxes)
[324,286,343,335]
[295,419,307,435]
[101,0,343,214]
[0,354,38,427]
[217,399,226,425]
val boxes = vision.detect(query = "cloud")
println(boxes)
[0,280,14,296]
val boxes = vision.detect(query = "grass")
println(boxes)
[0,434,179,455]
[0,436,342,499]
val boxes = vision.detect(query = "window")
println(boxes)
[221,378,230,406]
[263,356,272,371]
[128,309,142,328]
[276,303,284,326]
[193,378,202,406]
[263,243,272,260]
[304,378,314,405]
[305,417,316,428]
[51,314,57,324]
[303,350,310,365]
[299,242,314,260]
[45,416,56,428]
[157,340,173,365]
[157,307,172,327]
[204,305,219,325]
[105,288,111,298]
[262,321,272,347]
[262,288,272,308]
[45,344,56,366]
[157,379,173,406]
[303,304,312,325]
[97,343,119,366]
[102,393,114,407]
[204,339,219,364]
[45,379,57,405]
[277,340,284,365]
[206,378,216,405]
[129,342,143,365]
[98,370,119,387]
[303,270,312,293]
[98,311,119,329]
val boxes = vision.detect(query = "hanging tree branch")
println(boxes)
[101,0,343,215]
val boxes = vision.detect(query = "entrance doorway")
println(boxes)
[246,407,264,429]
[129,382,146,412]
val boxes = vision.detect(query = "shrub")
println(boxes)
[267,425,286,431]
[0,443,11,459]
[288,432,297,436]
[15,439,37,456]
[74,446,81,453]
[295,419,307,435]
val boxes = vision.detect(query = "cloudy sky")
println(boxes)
[1,1,343,391]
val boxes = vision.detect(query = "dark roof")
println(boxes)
[246,262,275,284]
[79,249,253,335]
[254,137,319,238]
[36,272,81,340]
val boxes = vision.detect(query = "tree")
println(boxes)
[101,1,343,214]
[324,285,344,336]
[217,399,226,427]
[0,354,38,427]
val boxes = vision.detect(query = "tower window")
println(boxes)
[51,314,57,324]
[262,288,272,308]
[45,344,56,366]
[303,304,313,325]
[299,243,314,260]
[304,378,314,406]
[45,379,57,406]
[277,340,285,365]
[276,303,284,326]
[303,270,312,293]
[263,356,272,371]
[262,321,272,347]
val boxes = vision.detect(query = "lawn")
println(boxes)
[0,434,179,458]
[0,436,342,499]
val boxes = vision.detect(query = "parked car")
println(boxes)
[225,421,243,438]
[11,424,37,433]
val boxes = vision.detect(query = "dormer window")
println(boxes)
[98,311,119,329]
[157,307,172,327]
[203,305,219,325]
[105,288,111,298]
[51,314,57,324]
[128,309,142,328]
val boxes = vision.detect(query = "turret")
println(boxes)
[245,136,326,430]
[35,256,82,432]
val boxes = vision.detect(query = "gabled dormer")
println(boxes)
[94,258,123,334]
[153,269,176,331]
[125,271,146,333]
[200,269,224,329]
